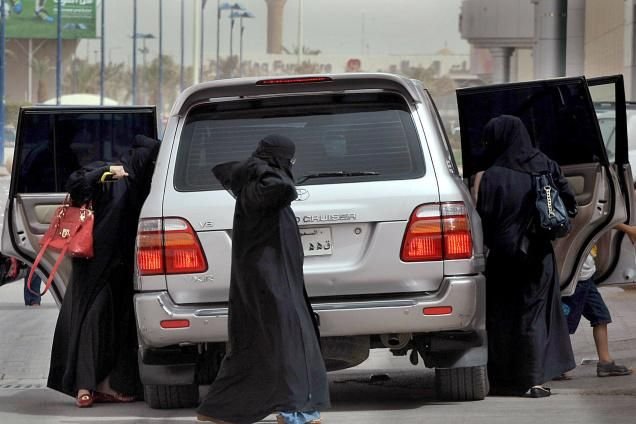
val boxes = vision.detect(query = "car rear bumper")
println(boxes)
[135,275,485,348]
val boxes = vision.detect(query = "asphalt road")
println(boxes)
[1,174,636,423]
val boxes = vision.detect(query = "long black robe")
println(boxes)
[47,135,159,397]
[476,116,576,395]
[198,136,329,424]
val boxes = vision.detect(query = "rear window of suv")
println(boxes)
[174,92,425,191]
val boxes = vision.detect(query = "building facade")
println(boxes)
[460,0,636,100]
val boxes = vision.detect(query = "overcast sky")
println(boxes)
[79,0,468,65]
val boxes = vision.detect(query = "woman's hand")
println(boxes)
[109,165,129,179]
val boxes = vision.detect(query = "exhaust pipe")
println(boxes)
[380,333,411,350]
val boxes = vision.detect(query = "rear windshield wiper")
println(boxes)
[297,171,380,185]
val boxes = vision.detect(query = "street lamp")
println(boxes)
[159,0,163,126]
[230,10,255,77]
[217,2,244,79]
[100,0,106,105]
[132,0,137,104]
[131,32,155,104]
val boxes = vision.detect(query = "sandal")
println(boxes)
[75,391,94,408]
[524,386,551,398]
[552,373,572,381]
[93,391,136,403]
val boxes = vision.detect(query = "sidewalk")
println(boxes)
[550,285,636,394]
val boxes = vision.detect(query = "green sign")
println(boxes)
[4,0,97,39]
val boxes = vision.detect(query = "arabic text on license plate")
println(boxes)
[301,227,333,256]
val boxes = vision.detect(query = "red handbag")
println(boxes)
[27,198,94,296]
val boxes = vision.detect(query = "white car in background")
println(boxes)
[596,102,636,169]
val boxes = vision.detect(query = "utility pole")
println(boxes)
[159,0,163,125]
[132,0,137,104]
[216,0,220,79]
[100,0,105,105]
[297,0,303,66]
[180,0,185,91]
[193,0,201,84]
[0,0,6,168]
[56,0,62,105]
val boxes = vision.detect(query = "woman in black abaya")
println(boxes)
[47,135,160,407]
[476,115,576,397]
[197,135,329,424]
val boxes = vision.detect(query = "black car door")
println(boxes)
[457,76,627,294]
[0,107,157,304]
[587,75,636,286]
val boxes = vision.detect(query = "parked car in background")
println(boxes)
[594,102,636,168]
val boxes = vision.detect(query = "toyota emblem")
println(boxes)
[296,188,310,201]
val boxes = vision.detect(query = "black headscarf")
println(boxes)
[213,134,296,197]
[120,134,160,209]
[252,134,296,179]
[482,115,551,174]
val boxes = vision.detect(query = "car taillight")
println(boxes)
[137,217,208,276]
[400,202,473,262]
[256,76,333,85]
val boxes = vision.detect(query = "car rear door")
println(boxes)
[587,75,636,286]
[0,106,157,302]
[457,76,627,295]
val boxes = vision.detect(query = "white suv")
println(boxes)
[134,73,488,407]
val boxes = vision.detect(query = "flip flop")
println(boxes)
[75,392,94,408]
[552,373,572,381]
[93,391,136,403]
[524,386,551,398]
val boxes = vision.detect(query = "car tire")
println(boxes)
[143,384,199,409]
[435,365,488,401]
[320,335,370,371]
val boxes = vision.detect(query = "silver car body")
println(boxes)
[135,73,486,367]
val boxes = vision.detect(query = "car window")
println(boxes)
[15,110,156,193]
[589,81,619,164]
[597,115,616,162]
[175,92,425,191]
[458,80,606,177]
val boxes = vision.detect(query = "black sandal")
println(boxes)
[524,386,551,398]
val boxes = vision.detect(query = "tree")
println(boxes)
[104,62,131,104]
[63,57,100,94]
[31,57,53,103]
[140,55,180,114]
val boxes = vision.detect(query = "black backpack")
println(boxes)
[532,172,571,239]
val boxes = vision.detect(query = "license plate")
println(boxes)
[300,227,333,256]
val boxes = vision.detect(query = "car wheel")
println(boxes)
[435,365,488,401]
[143,384,199,409]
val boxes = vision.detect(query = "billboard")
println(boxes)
[4,0,96,39]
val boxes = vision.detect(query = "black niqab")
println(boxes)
[198,135,329,423]
[482,115,551,174]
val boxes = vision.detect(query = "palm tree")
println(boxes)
[31,57,53,103]
[104,62,131,104]
[141,55,180,112]
[63,58,100,94]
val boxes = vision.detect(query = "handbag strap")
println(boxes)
[27,237,69,297]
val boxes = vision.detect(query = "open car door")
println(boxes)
[0,107,157,303]
[588,75,636,286]
[457,76,627,295]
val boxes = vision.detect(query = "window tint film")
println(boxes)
[457,79,606,178]
[16,110,156,193]
[175,93,425,191]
